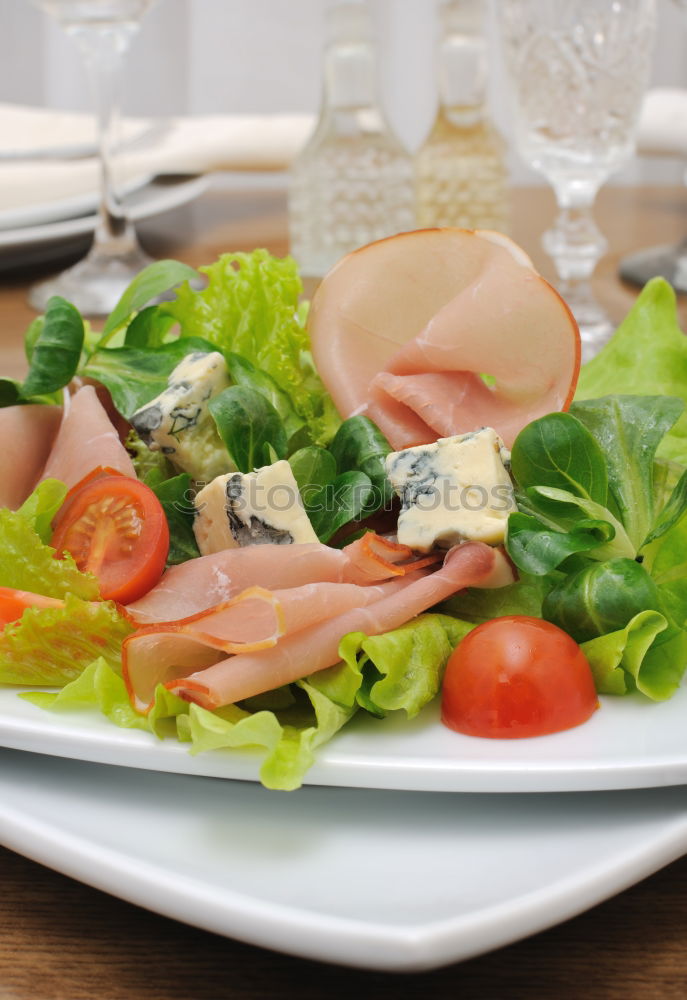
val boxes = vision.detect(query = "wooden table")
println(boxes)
[1,182,687,999]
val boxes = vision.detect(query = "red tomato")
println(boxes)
[51,475,169,605]
[0,588,64,628]
[442,616,598,739]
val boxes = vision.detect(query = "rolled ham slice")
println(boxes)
[124,576,419,712]
[165,541,515,711]
[0,404,62,509]
[41,385,135,488]
[308,228,580,450]
[124,532,442,625]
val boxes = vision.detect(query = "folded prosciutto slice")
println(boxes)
[41,385,135,488]
[0,404,62,509]
[308,228,580,449]
[124,576,419,712]
[165,541,515,711]
[124,532,441,625]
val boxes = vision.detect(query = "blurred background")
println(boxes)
[3,0,687,187]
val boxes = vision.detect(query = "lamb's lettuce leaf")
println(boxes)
[570,395,684,548]
[82,336,216,419]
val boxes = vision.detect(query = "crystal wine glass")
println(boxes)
[620,0,687,292]
[499,0,657,360]
[27,0,156,316]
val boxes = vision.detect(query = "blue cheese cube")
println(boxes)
[130,351,233,482]
[193,460,320,555]
[385,428,516,553]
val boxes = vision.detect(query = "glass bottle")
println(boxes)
[415,0,509,233]
[288,0,415,280]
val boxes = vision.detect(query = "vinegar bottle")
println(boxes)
[288,0,415,280]
[415,0,509,233]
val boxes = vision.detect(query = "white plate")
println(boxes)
[0,172,153,231]
[0,747,685,971]
[1,681,687,793]
[0,174,209,272]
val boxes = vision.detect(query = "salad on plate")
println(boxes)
[1,228,687,790]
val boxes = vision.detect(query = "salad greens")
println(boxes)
[22,613,471,791]
[287,415,392,543]
[4,257,687,790]
[576,278,687,464]
[497,391,687,700]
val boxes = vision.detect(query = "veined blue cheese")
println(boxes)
[193,459,319,555]
[130,351,233,482]
[385,428,516,553]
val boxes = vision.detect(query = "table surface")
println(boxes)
[1,181,687,999]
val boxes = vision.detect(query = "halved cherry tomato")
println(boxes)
[51,475,169,605]
[0,588,64,628]
[442,616,598,739]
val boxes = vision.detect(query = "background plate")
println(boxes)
[0,748,686,971]
[1,682,687,793]
[0,174,208,273]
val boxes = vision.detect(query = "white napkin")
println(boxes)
[637,88,687,159]
[0,104,315,215]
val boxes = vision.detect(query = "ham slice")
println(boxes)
[0,404,62,509]
[165,541,515,711]
[41,385,135,488]
[124,532,441,625]
[123,576,419,712]
[308,228,580,449]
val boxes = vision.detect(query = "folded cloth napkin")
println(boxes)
[0,104,315,216]
[637,88,687,159]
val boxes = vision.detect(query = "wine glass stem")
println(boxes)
[77,27,139,257]
[543,182,608,287]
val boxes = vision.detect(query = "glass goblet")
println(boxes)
[499,0,657,360]
[620,0,687,292]
[27,0,156,317]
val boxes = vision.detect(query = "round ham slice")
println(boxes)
[308,228,581,449]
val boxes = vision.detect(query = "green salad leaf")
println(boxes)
[162,250,340,445]
[209,385,287,472]
[83,336,217,419]
[100,259,200,342]
[0,598,131,686]
[17,478,68,544]
[22,296,84,398]
[575,278,687,464]
[0,506,98,600]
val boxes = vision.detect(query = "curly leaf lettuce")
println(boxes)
[1,598,131,686]
[575,278,687,464]
[0,505,98,600]
[163,250,340,445]
[22,613,473,791]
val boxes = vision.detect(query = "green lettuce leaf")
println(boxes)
[24,657,355,792]
[162,250,340,445]
[335,613,473,718]
[17,478,68,544]
[575,278,687,464]
[0,506,98,600]
[580,610,669,696]
[1,598,131,686]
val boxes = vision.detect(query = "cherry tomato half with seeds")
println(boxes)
[442,616,598,739]
[51,475,169,605]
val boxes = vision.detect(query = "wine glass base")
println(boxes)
[28,244,155,316]
[618,243,687,294]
